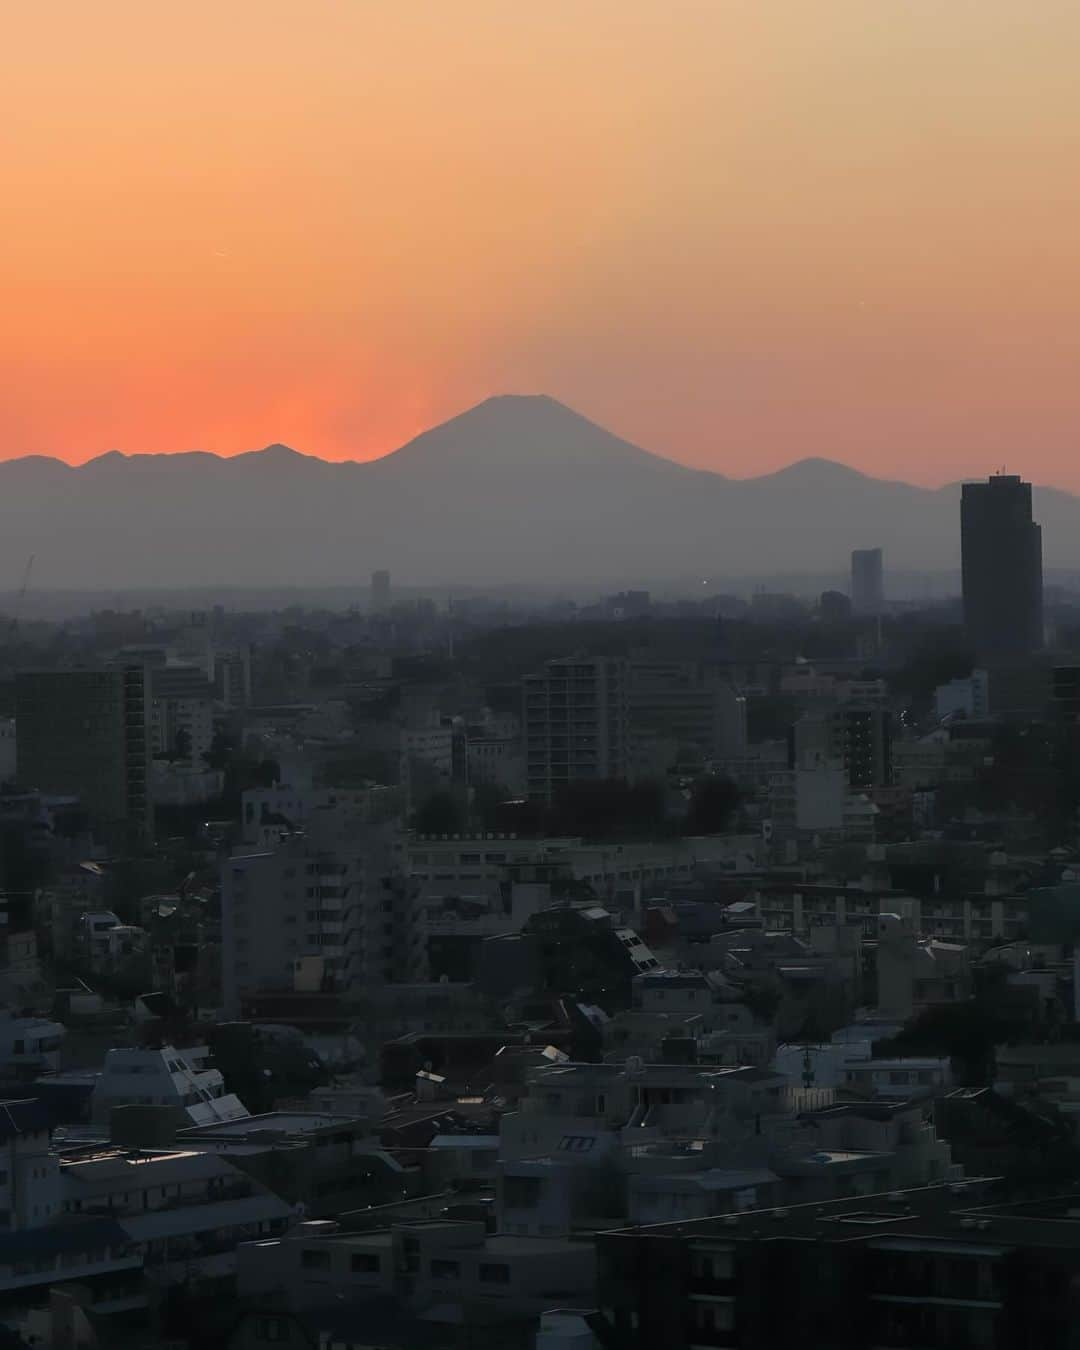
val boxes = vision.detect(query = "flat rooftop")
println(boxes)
[180,1110,364,1137]
[599,1180,1080,1252]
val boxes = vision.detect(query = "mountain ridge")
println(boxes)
[0,395,1076,587]
[2,396,1076,500]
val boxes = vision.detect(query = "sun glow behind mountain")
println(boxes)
[5,3,1080,486]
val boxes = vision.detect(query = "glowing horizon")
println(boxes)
[5,2,1080,488]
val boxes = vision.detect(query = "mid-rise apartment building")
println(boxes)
[791,704,891,790]
[626,659,747,761]
[523,656,630,802]
[745,880,1030,945]
[221,819,420,1016]
[598,1183,1080,1350]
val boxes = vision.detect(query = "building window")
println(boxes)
[350,1252,380,1274]
[430,1258,460,1279]
[479,1263,510,1284]
[692,1300,734,1333]
[690,1248,734,1282]
[503,1176,542,1209]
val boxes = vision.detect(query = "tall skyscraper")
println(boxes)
[961,475,1043,660]
[15,666,152,847]
[851,548,884,615]
[370,569,391,614]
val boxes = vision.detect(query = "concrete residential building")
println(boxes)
[15,666,152,846]
[214,647,253,708]
[0,1013,65,1079]
[875,913,970,1022]
[0,1100,61,1230]
[791,704,891,790]
[934,669,990,721]
[150,692,215,763]
[58,1143,291,1287]
[961,473,1043,659]
[523,656,630,802]
[240,767,403,847]
[595,1182,1080,1350]
[221,820,418,1016]
[497,1056,957,1239]
[237,1217,598,1326]
[626,660,747,761]
[768,764,847,836]
[398,723,455,802]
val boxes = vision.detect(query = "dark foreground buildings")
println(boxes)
[597,1182,1080,1349]
[961,474,1043,661]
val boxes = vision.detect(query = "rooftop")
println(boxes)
[599,1181,1080,1252]
[179,1110,363,1139]
[60,1147,233,1185]
[0,1099,51,1142]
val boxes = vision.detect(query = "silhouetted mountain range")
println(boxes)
[1,395,1078,589]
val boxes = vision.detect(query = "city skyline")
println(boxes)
[6,2,1080,487]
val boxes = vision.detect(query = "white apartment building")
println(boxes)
[221,819,420,1016]
[934,669,990,721]
[150,693,215,764]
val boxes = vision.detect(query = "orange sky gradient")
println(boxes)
[4,1,1080,486]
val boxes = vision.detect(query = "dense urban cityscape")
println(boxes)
[0,466,1077,1347]
[11,0,1080,1340]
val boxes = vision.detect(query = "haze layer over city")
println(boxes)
[4,4,1080,1350]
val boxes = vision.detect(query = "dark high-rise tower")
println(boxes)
[15,665,152,848]
[370,569,391,614]
[851,548,884,615]
[961,474,1043,660]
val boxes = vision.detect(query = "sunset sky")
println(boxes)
[4,1,1080,486]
